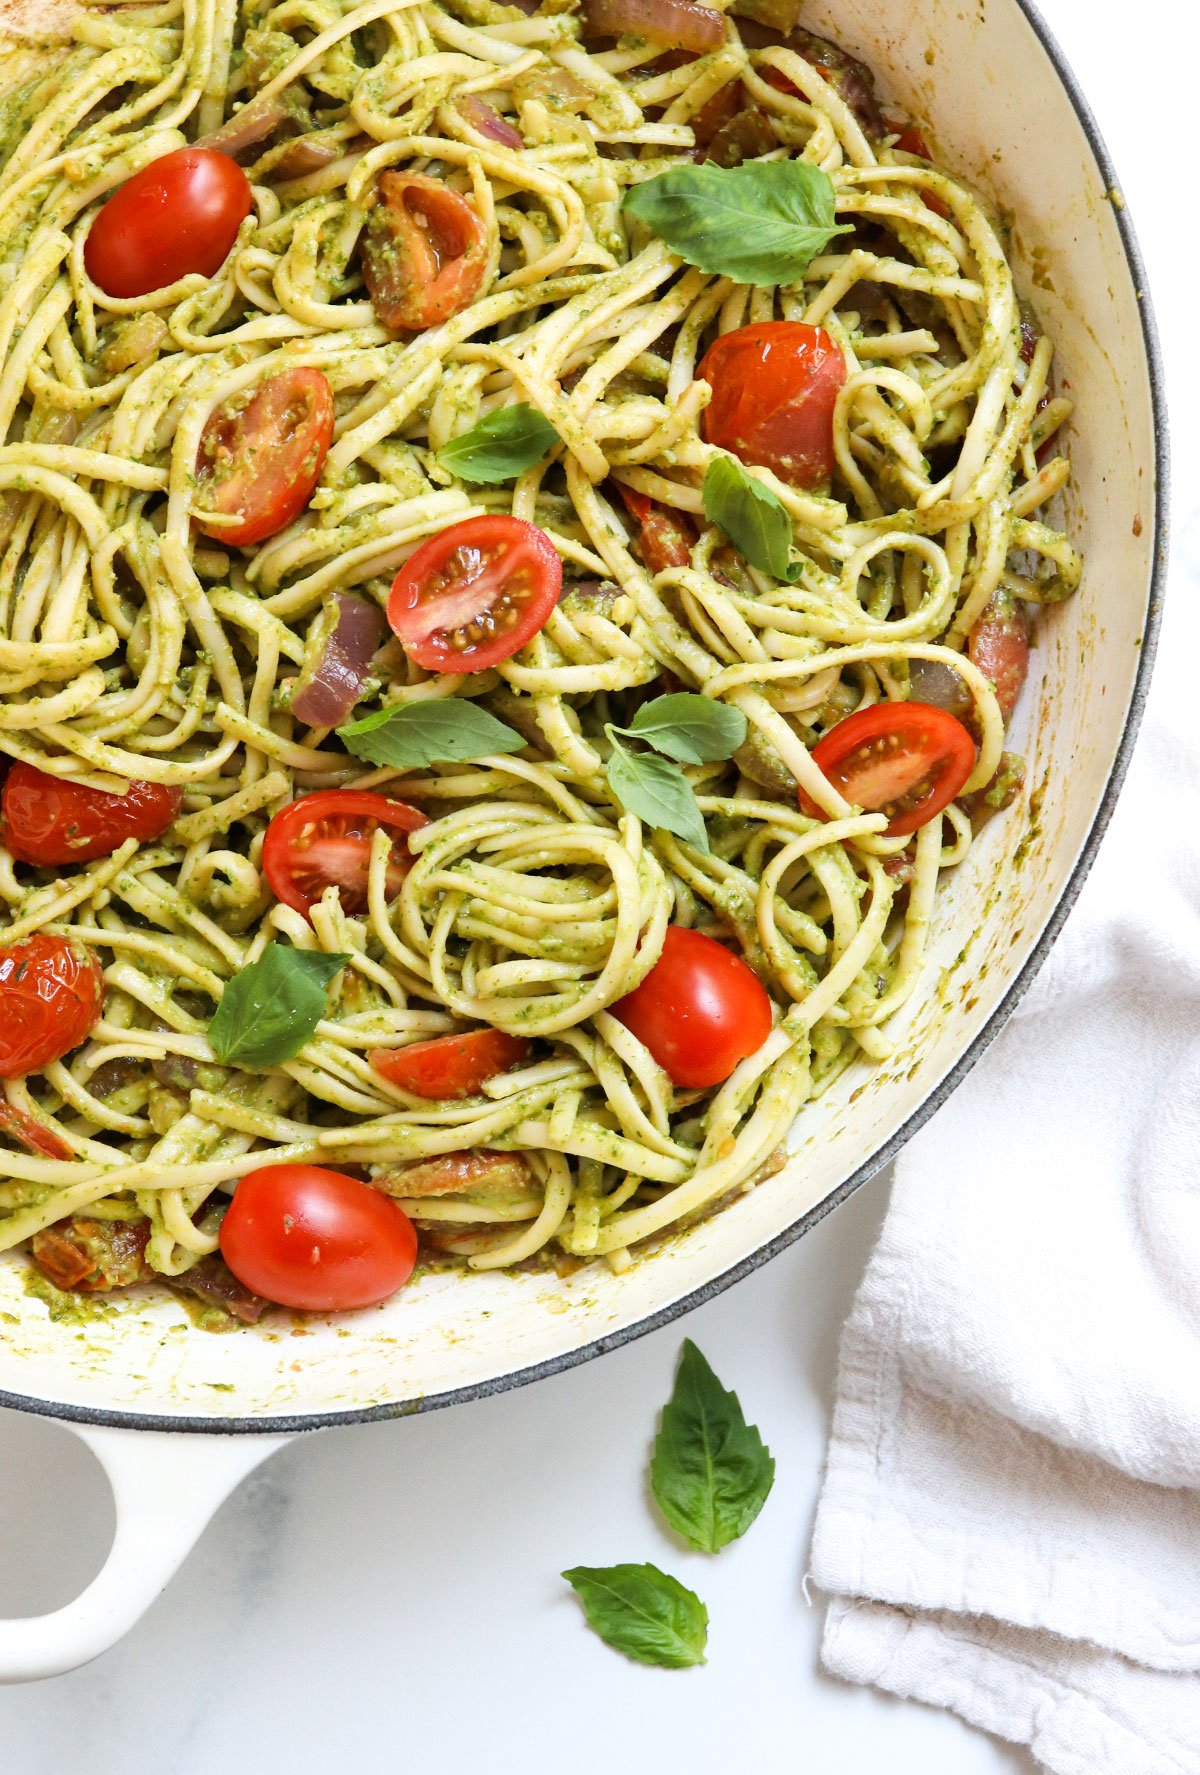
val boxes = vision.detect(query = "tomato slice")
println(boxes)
[885,117,951,219]
[362,172,488,332]
[0,1100,72,1160]
[84,147,252,300]
[219,1164,417,1311]
[1,763,181,866]
[699,322,847,488]
[612,926,773,1090]
[0,934,105,1078]
[262,791,427,918]
[194,367,334,548]
[799,702,976,837]
[370,1029,531,1099]
[616,485,695,573]
[969,593,1030,722]
[388,515,562,673]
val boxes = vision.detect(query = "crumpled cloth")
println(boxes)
[810,507,1200,1772]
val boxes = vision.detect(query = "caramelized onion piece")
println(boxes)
[908,658,973,722]
[584,0,724,53]
[458,96,523,150]
[292,594,386,728]
[196,96,294,160]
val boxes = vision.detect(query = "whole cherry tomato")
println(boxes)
[612,926,773,1089]
[1,764,181,865]
[219,1164,417,1311]
[699,322,847,488]
[84,147,252,299]
[0,934,105,1078]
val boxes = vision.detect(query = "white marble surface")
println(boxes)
[0,0,1188,1766]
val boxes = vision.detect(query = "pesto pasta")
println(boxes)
[0,0,1080,1319]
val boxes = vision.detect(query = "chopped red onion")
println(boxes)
[458,97,523,151]
[196,96,294,161]
[293,595,386,729]
[584,0,724,52]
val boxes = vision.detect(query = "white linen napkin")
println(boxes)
[809,506,1200,1772]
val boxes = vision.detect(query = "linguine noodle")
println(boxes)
[0,0,1080,1305]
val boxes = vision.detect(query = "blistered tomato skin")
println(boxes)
[0,934,105,1078]
[611,926,774,1090]
[362,172,488,332]
[219,1164,418,1311]
[1,764,181,865]
[699,322,847,488]
[84,148,253,299]
[194,367,335,547]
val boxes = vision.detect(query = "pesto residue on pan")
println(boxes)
[0,0,1080,1318]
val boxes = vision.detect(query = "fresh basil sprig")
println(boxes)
[623,161,850,286]
[603,693,745,853]
[437,402,560,484]
[562,1564,708,1669]
[650,1339,776,1554]
[208,944,350,1069]
[339,699,526,769]
[703,456,800,582]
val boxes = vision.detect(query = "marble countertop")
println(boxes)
[0,0,1184,1765]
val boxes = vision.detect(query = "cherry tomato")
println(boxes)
[84,148,252,300]
[612,926,773,1089]
[361,172,488,332]
[885,117,951,219]
[0,1100,72,1160]
[194,367,334,548]
[219,1164,417,1311]
[699,322,847,488]
[388,515,562,673]
[262,791,427,918]
[799,702,976,837]
[0,934,105,1078]
[969,594,1030,722]
[616,485,695,573]
[370,1028,531,1099]
[1,763,181,866]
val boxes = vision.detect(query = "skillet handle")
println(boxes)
[0,1421,290,1683]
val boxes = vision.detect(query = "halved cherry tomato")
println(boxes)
[388,515,562,673]
[84,147,252,300]
[699,322,847,488]
[885,117,951,219]
[0,934,105,1078]
[219,1164,417,1311]
[616,485,695,573]
[371,1028,531,1099]
[799,702,976,837]
[969,593,1030,722]
[612,926,773,1090]
[1,763,181,866]
[362,172,488,332]
[194,367,334,547]
[262,791,427,918]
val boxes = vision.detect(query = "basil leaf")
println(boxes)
[650,1339,776,1554]
[208,945,351,1069]
[703,456,800,582]
[623,161,850,285]
[437,402,560,484]
[627,693,747,764]
[606,743,709,853]
[562,1564,708,1669]
[339,699,526,768]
